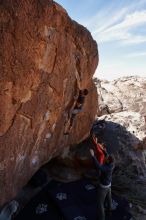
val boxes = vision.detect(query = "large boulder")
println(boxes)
[0,0,98,205]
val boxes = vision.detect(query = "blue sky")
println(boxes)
[55,0,146,80]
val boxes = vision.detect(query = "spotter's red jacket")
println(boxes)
[92,137,106,165]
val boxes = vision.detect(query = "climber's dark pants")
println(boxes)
[70,113,76,127]
[70,108,82,127]
[97,185,112,220]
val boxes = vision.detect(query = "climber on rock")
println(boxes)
[64,89,88,135]
[90,149,115,220]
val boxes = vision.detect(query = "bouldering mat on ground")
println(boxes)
[47,178,132,220]
[14,178,132,220]
[14,188,62,220]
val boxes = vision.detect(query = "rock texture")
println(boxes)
[94,76,146,209]
[0,0,98,205]
[95,76,146,116]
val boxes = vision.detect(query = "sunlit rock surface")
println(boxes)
[95,76,146,208]
[95,76,146,116]
[0,0,98,205]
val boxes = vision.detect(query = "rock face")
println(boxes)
[0,0,98,205]
[95,76,146,116]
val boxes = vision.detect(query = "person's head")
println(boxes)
[83,89,88,96]
[105,155,114,164]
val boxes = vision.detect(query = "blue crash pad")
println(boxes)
[47,178,132,220]
[15,178,132,220]
[14,188,61,220]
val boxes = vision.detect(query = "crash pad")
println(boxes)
[47,178,132,220]
[15,178,132,220]
[14,187,61,220]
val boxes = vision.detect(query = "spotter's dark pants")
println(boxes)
[97,185,112,220]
